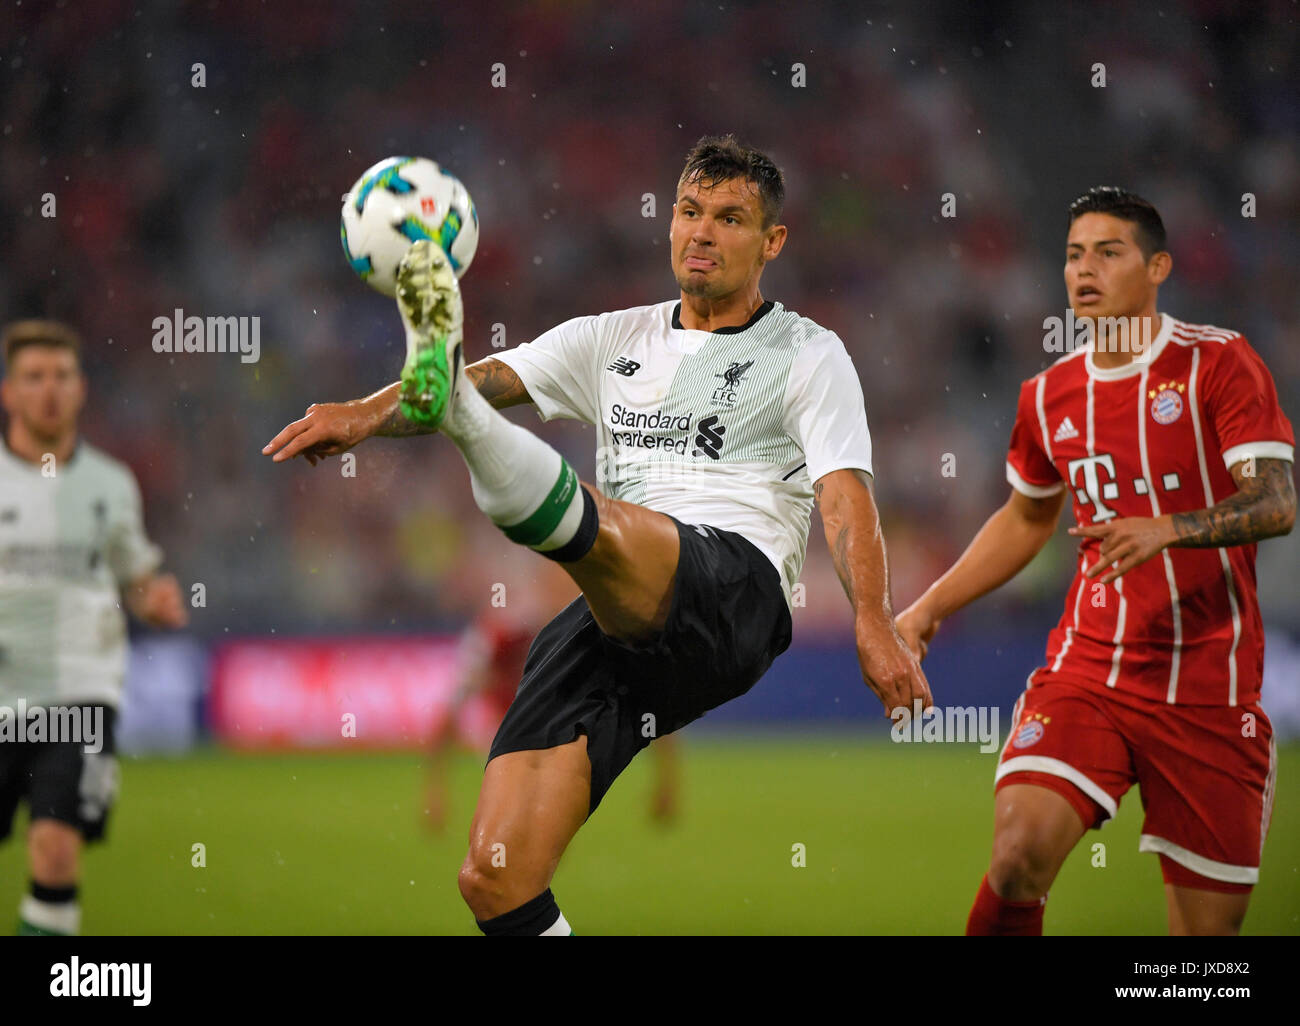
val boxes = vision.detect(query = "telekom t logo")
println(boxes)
[1067,454,1119,522]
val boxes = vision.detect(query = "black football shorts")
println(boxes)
[489,516,792,816]
[0,704,119,843]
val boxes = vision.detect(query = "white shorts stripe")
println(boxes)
[995,755,1118,821]
[1137,834,1258,885]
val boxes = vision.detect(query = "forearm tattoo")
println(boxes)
[1170,459,1296,548]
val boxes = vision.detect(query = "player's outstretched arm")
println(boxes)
[815,468,933,715]
[1068,457,1295,584]
[895,487,1066,659]
[261,357,531,465]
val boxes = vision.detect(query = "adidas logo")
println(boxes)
[1053,416,1079,443]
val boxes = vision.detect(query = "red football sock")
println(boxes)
[965,874,1045,935]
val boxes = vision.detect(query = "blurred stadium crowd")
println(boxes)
[2,0,1297,641]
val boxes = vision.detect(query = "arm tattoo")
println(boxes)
[1170,459,1296,548]
[466,358,531,409]
[814,471,868,510]
[378,358,532,436]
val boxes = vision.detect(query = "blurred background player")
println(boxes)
[424,560,680,830]
[0,320,188,935]
[897,189,1295,936]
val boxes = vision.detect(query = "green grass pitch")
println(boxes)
[2,735,1296,934]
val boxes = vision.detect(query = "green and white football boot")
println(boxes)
[396,239,464,430]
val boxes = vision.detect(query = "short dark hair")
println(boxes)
[678,134,784,229]
[2,319,82,369]
[1068,186,1167,261]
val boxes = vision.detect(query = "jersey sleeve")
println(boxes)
[489,314,603,424]
[1200,337,1295,469]
[782,332,873,483]
[1006,376,1064,497]
[107,471,163,587]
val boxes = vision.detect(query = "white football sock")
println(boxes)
[20,895,81,935]
[540,911,573,936]
[441,371,590,554]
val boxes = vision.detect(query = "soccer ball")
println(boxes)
[340,156,479,297]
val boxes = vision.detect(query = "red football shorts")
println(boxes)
[995,676,1276,893]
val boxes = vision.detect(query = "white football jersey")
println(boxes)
[0,440,162,707]
[492,300,873,608]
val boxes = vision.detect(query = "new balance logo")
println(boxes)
[692,415,727,460]
[606,356,640,376]
[1053,416,1079,443]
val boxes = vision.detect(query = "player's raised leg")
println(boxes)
[396,240,685,934]
[966,783,1087,936]
[395,239,680,643]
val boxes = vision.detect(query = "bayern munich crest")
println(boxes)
[1149,381,1186,425]
[1012,719,1045,749]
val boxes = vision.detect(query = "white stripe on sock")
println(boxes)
[533,484,587,552]
[441,374,565,525]
[20,895,80,934]
[442,370,586,549]
[540,911,572,936]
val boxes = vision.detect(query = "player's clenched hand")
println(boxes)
[1069,515,1175,585]
[894,600,941,662]
[855,618,933,716]
[128,573,189,629]
[261,400,377,466]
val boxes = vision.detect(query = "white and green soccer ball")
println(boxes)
[340,156,479,296]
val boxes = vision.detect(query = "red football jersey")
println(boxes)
[1007,314,1295,706]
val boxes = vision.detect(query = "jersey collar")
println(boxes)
[1,432,81,471]
[1085,312,1173,381]
[671,299,775,334]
